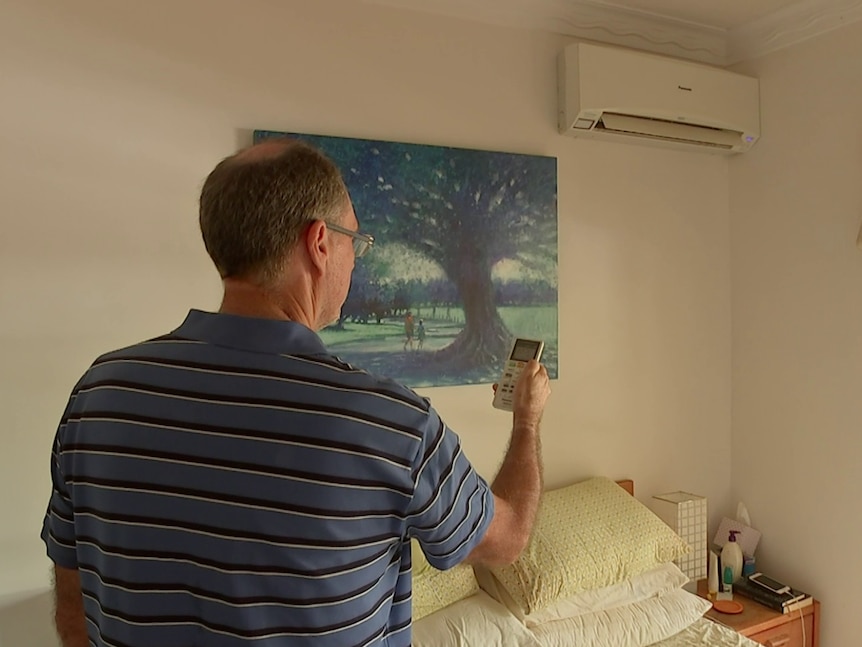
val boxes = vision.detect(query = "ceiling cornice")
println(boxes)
[531,1,727,65]
[365,0,862,66]
[726,0,862,63]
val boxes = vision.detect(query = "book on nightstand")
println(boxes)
[733,576,813,614]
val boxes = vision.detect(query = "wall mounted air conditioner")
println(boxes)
[558,42,760,154]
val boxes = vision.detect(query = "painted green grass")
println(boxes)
[499,306,557,340]
[321,306,557,349]
[318,305,558,385]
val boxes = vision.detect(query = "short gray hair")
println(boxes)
[199,138,349,284]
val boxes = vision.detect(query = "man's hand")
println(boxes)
[511,359,551,430]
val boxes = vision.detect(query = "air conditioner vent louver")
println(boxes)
[558,42,760,154]
[596,113,742,150]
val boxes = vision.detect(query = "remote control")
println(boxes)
[492,338,544,411]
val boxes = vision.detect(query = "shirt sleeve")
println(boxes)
[41,391,80,569]
[405,407,494,570]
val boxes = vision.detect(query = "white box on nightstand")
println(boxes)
[652,491,707,590]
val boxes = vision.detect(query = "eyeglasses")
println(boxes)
[324,221,374,259]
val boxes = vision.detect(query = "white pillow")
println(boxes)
[412,590,542,647]
[524,562,689,627]
[528,588,712,647]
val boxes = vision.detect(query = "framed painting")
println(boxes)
[255,130,558,388]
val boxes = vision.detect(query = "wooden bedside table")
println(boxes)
[696,579,820,647]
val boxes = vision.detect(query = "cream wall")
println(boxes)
[0,0,734,643]
[730,20,862,646]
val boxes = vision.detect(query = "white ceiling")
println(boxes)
[361,0,862,65]
[579,0,806,29]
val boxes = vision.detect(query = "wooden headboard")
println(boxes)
[617,479,634,496]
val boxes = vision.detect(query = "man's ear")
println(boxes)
[304,220,329,274]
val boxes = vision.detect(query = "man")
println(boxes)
[42,138,550,647]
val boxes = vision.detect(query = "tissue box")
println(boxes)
[714,517,761,557]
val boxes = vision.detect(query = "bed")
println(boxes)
[411,477,760,647]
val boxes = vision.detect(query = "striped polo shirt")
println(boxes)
[41,310,494,647]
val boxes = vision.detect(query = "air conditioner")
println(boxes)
[558,42,760,154]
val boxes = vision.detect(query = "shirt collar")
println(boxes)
[173,309,329,356]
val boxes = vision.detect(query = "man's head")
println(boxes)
[199,138,352,287]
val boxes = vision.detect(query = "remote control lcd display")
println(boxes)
[511,340,541,362]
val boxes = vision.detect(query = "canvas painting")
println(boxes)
[254,130,558,388]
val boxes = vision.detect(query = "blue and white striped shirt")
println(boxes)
[42,310,493,647]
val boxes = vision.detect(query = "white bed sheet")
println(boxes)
[531,616,761,647]
[649,618,762,647]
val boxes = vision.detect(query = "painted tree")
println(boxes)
[365,143,557,368]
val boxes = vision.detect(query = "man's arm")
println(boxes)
[466,359,550,567]
[53,564,88,647]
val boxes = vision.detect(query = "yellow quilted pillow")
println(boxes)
[411,540,479,620]
[489,476,690,615]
